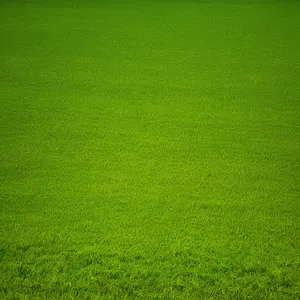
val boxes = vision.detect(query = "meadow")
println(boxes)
[0,0,299,298]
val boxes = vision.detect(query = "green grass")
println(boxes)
[1,0,300,298]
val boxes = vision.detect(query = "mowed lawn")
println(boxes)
[0,0,299,298]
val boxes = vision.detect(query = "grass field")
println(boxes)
[1,0,300,299]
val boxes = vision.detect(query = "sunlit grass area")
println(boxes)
[0,0,299,298]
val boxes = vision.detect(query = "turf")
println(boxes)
[0,0,300,299]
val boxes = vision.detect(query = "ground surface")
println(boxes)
[0,0,300,299]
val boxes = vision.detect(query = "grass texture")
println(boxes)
[0,0,300,299]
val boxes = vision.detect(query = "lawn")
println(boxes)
[0,0,299,299]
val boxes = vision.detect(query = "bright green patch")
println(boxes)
[0,0,299,299]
